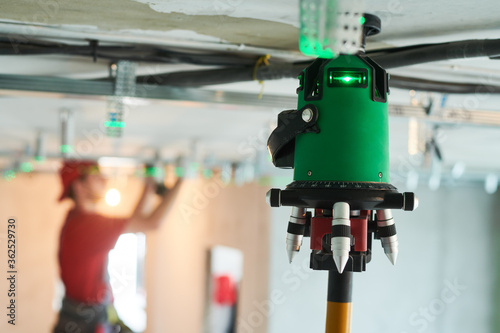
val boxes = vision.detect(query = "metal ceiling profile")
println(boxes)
[59,108,75,158]
[2,74,500,128]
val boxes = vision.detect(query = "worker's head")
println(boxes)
[58,160,106,203]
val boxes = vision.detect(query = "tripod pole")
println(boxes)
[325,269,353,333]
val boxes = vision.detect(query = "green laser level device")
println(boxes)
[266,13,418,333]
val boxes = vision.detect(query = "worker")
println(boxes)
[53,160,182,333]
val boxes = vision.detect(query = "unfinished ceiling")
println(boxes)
[1,0,500,186]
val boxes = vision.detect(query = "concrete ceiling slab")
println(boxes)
[0,0,500,184]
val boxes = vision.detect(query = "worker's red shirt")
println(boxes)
[58,208,128,304]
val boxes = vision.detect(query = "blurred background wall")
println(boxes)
[0,166,499,333]
[0,174,269,333]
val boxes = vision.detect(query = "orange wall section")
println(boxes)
[145,179,270,333]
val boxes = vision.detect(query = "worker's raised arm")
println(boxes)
[131,178,156,218]
[124,178,183,233]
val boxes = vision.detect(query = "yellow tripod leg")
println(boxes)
[325,269,353,333]
[325,301,352,333]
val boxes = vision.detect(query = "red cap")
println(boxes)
[58,160,99,201]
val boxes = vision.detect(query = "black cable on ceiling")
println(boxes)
[389,75,500,94]
[4,35,500,67]
[127,38,500,89]
[0,36,271,67]
[370,39,500,69]
[127,66,500,96]
[128,63,308,87]
[4,35,500,94]
[131,67,500,95]
[366,43,442,55]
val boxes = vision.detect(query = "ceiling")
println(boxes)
[1,0,500,188]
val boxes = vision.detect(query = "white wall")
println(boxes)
[267,183,497,333]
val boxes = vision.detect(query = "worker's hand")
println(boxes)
[158,177,183,198]
[126,177,184,233]
[171,177,183,191]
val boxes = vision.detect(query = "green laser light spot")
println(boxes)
[174,167,185,177]
[4,170,16,181]
[202,169,213,179]
[328,69,368,88]
[104,121,125,128]
[20,162,34,173]
[60,145,73,153]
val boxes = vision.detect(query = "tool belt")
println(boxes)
[53,297,110,333]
